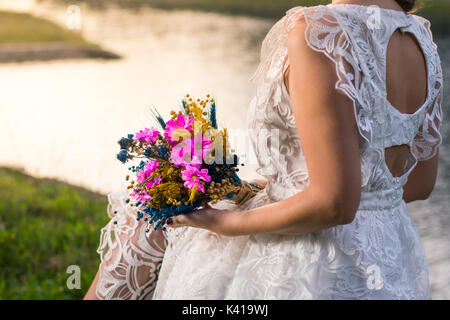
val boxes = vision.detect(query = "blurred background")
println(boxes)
[0,0,448,299]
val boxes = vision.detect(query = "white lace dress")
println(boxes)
[94,4,444,300]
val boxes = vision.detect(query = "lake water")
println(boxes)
[0,0,448,299]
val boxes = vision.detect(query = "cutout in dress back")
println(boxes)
[384,27,429,177]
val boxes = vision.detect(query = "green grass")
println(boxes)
[0,10,94,45]
[53,0,450,18]
[0,167,109,299]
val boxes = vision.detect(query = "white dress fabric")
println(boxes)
[95,4,444,300]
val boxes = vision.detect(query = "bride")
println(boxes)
[84,0,443,300]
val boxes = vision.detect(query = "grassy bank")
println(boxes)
[0,10,120,62]
[0,10,92,45]
[0,167,109,299]
[53,0,450,18]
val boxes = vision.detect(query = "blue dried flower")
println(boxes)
[230,171,242,185]
[117,150,128,163]
[158,145,170,159]
[118,137,130,150]
[180,99,187,114]
[142,199,203,231]
[127,134,134,139]
[232,154,239,166]
[150,107,167,130]
[210,101,217,129]
[143,147,154,158]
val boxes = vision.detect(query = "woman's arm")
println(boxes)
[403,151,439,203]
[170,19,362,237]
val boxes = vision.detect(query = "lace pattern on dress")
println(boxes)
[411,41,444,160]
[95,192,167,299]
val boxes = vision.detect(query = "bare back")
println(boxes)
[385,27,429,177]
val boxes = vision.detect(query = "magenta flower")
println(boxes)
[164,114,194,145]
[134,127,160,144]
[130,190,152,203]
[145,176,162,189]
[136,160,160,188]
[181,166,211,193]
[170,136,212,169]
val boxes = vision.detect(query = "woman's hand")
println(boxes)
[168,204,239,236]
[168,179,266,236]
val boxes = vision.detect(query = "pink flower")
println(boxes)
[145,176,162,189]
[136,160,160,188]
[164,114,194,145]
[130,190,152,203]
[170,136,212,169]
[134,127,160,144]
[181,166,211,193]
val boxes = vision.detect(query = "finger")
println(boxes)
[169,215,188,228]
[166,217,178,227]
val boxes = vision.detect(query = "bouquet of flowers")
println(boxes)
[116,94,262,231]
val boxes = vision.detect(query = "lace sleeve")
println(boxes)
[95,192,167,300]
[411,17,444,161]
[412,81,443,161]
[251,5,373,144]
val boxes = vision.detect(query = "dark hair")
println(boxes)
[395,0,418,13]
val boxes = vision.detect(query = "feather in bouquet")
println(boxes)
[116,94,262,231]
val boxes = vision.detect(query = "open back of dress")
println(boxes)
[384,27,429,177]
